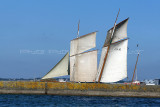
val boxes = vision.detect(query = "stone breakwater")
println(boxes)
[0,81,160,97]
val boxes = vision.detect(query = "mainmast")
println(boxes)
[98,9,120,83]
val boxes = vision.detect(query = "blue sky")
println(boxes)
[0,0,160,80]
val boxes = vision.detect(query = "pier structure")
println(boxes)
[0,81,160,98]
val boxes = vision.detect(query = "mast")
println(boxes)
[72,20,80,81]
[77,20,80,38]
[136,69,137,81]
[132,44,140,83]
[98,9,120,83]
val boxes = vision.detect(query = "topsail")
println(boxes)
[70,32,96,56]
[103,18,129,47]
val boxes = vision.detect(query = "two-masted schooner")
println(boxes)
[41,14,129,83]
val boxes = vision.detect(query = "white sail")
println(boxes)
[96,18,129,83]
[97,40,128,83]
[70,32,96,56]
[104,18,128,47]
[42,52,69,79]
[70,50,97,82]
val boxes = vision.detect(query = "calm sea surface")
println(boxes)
[0,94,160,107]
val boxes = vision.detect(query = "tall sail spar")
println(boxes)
[96,18,129,83]
[70,32,97,82]
[42,52,69,79]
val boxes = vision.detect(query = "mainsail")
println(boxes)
[96,18,129,83]
[70,32,97,82]
[42,52,69,79]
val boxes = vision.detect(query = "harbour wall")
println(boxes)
[0,81,160,98]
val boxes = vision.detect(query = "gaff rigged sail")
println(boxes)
[96,18,129,83]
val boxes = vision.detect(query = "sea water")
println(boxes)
[0,94,160,107]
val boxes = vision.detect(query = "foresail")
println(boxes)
[70,32,96,56]
[42,52,69,79]
[98,40,128,83]
[70,50,97,82]
[104,18,129,47]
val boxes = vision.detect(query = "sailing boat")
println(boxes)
[41,11,129,83]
